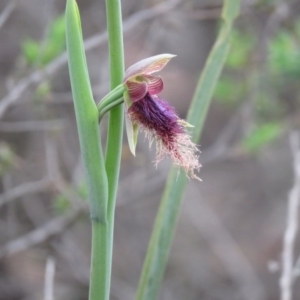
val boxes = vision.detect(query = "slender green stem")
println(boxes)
[105,0,125,214]
[97,83,125,122]
[89,223,110,300]
[97,83,125,111]
[65,1,110,300]
[99,97,124,122]
[89,0,124,300]
[135,1,241,300]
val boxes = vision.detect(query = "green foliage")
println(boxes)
[214,16,300,152]
[0,143,17,176]
[53,194,70,214]
[214,30,254,106]
[34,82,51,101]
[22,39,39,65]
[22,15,65,67]
[295,18,300,37]
[256,89,286,118]
[226,30,254,69]
[241,122,282,153]
[78,182,88,200]
[269,28,300,76]
[214,77,245,105]
[53,183,88,215]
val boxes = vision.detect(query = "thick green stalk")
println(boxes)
[65,1,110,300]
[105,0,125,214]
[135,1,241,300]
[104,0,125,299]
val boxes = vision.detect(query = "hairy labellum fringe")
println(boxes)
[128,93,201,180]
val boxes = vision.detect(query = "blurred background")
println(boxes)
[0,0,300,299]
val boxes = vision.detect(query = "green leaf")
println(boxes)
[295,18,300,38]
[241,122,282,153]
[41,15,66,65]
[269,30,300,76]
[226,30,254,69]
[66,1,124,300]
[214,77,245,105]
[53,194,70,214]
[66,0,108,223]
[135,1,241,300]
[35,82,51,101]
[22,39,39,64]
[22,15,66,66]
[49,15,66,42]
[0,143,16,177]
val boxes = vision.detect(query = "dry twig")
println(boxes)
[44,256,56,300]
[187,185,266,300]
[0,120,65,132]
[0,178,51,208]
[0,208,81,259]
[280,132,300,300]
[0,1,16,30]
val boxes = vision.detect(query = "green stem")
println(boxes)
[65,1,110,300]
[89,223,110,300]
[91,0,125,298]
[105,0,124,212]
[97,83,125,112]
[135,1,241,300]
[97,83,125,122]
[98,97,124,122]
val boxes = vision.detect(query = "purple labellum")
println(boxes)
[124,54,201,179]
[128,93,201,179]
[129,93,182,147]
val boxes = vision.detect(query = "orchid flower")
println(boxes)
[123,54,201,180]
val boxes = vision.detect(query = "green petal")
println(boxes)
[124,91,139,156]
